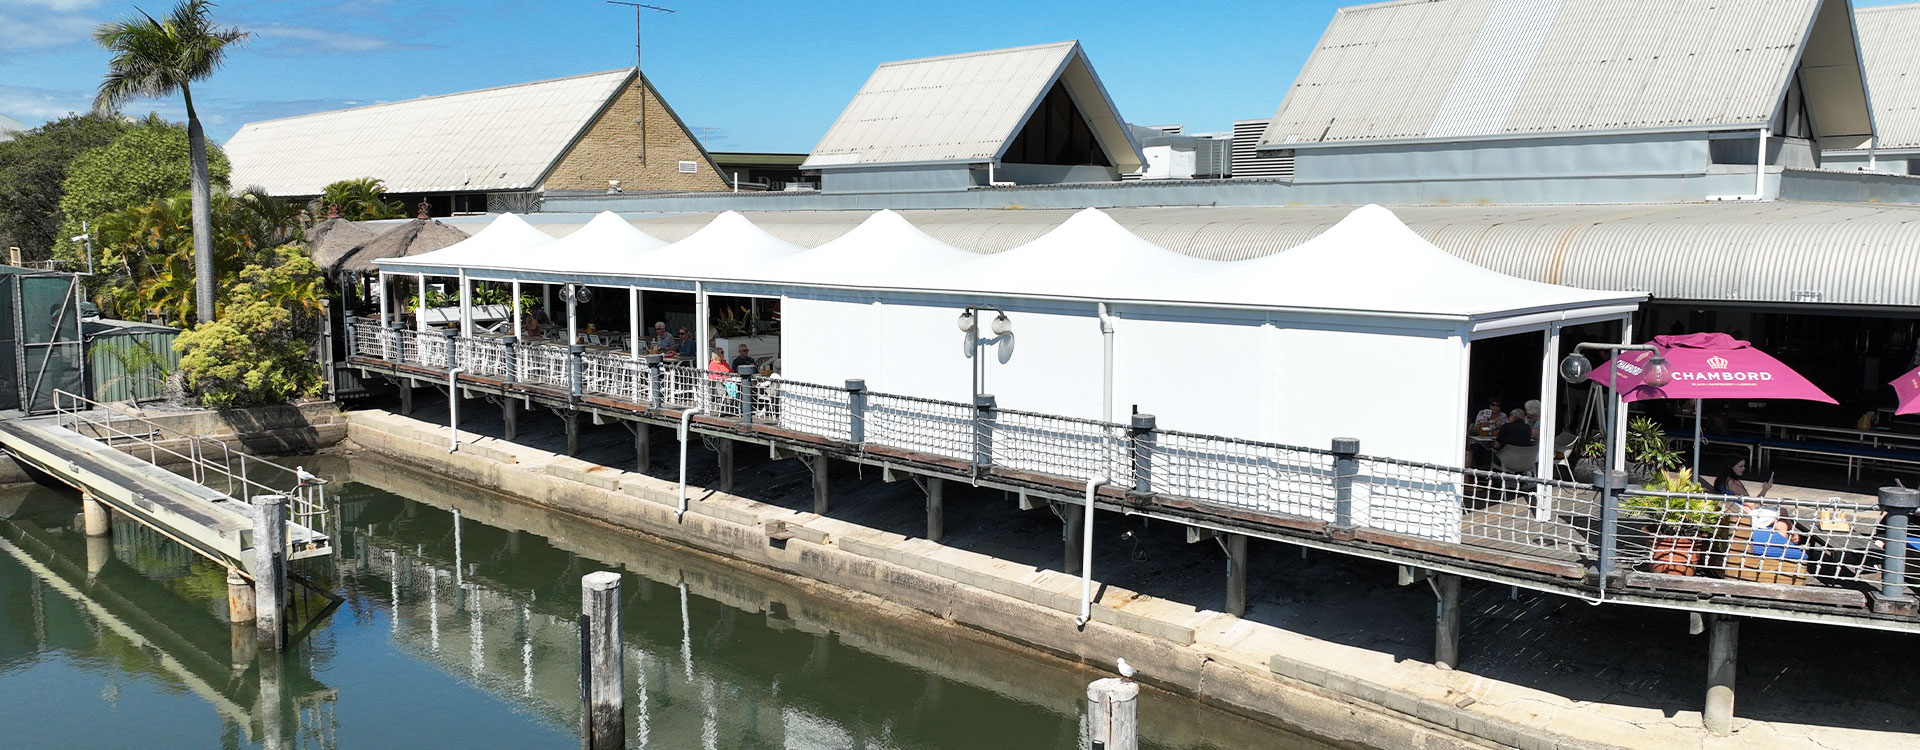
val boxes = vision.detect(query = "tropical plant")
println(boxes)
[710,305,778,337]
[1623,468,1722,535]
[93,0,249,324]
[318,177,405,221]
[88,188,308,323]
[0,113,131,261]
[172,245,324,406]
[55,115,228,268]
[1580,416,1683,474]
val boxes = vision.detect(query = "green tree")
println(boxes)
[56,116,229,267]
[94,0,248,325]
[172,245,324,406]
[319,177,405,220]
[0,114,131,262]
[88,187,300,323]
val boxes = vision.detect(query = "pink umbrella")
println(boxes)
[1589,333,1836,472]
[1890,365,1920,416]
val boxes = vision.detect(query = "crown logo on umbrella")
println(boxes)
[1706,355,1728,370]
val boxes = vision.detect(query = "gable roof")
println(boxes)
[1260,0,1873,149]
[0,113,25,142]
[1855,2,1920,150]
[224,69,633,196]
[802,41,1143,172]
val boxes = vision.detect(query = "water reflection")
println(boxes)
[0,456,1319,749]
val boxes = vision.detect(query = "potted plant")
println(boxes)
[1575,416,1682,483]
[1622,468,1721,576]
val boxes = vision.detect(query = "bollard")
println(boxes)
[228,568,257,624]
[973,394,997,469]
[252,495,287,651]
[846,379,867,444]
[581,571,625,750]
[1703,614,1739,736]
[502,338,518,384]
[1129,414,1157,496]
[737,365,757,425]
[1330,438,1360,533]
[81,493,111,537]
[568,344,586,397]
[1086,677,1140,750]
[646,355,664,409]
[441,328,459,371]
[1873,487,1919,613]
[1594,469,1627,585]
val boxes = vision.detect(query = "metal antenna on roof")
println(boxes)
[606,1,675,166]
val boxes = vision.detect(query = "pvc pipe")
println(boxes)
[567,286,578,345]
[447,368,465,452]
[1074,476,1110,627]
[629,287,642,358]
[416,274,428,332]
[677,408,704,519]
[458,270,471,337]
[378,271,390,327]
[1098,303,1115,422]
[1693,398,1703,476]
[511,280,522,340]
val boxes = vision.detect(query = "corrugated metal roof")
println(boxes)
[802,41,1142,171]
[0,112,26,142]
[1855,3,1920,150]
[224,70,632,196]
[1261,0,1869,147]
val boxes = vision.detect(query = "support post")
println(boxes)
[502,338,518,384]
[718,439,736,494]
[737,364,757,425]
[1128,414,1156,496]
[1434,573,1461,670]
[646,355,664,409]
[1224,533,1248,617]
[1595,469,1627,585]
[85,535,110,579]
[973,393,997,470]
[1330,438,1360,535]
[846,379,867,444]
[1063,501,1086,576]
[634,423,651,473]
[1872,487,1919,614]
[442,328,459,371]
[343,314,359,359]
[1086,677,1139,750]
[1704,614,1739,736]
[227,569,256,624]
[581,571,626,750]
[926,477,945,543]
[568,344,586,397]
[399,378,414,415]
[251,495,287,651]
[81,493,110,537]
[389,321,407,366]
[502,398,518,441]
[565,411,581,457]
[812,453,830,516]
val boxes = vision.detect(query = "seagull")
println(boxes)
[1116,657,1137,682]
[294,466,320,487]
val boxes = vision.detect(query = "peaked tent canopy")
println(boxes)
[761,210,979,288]
[378,213,558,275]
[610,211,806,282]
[938,208,1215,301]
[337,218,470,276]
[522,211,668,276]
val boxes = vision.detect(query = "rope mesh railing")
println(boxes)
[337,327,1920,603]
[457,337,512,379]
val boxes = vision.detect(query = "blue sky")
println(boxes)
[1,0,1909,151]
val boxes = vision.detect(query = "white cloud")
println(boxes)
[252,24,428,53]
[10,0,104,11]
[0,10,95,50]
[0,83,94,125]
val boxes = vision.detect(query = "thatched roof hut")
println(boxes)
[306,217,377,275]
[335,218,469,276]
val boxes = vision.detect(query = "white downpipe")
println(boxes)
[1074,476,1110,627]
[566,286,578,345]
[415,274,428,332]
[694,281,708,357]
[629,287,642,358]
[511,280,522,340]
[1097,303,1115,422]
[447,368,465,452]
[378,271,391,327]
[458,271,472,337]
[1754,127,1768,198]
[677,408,704,519]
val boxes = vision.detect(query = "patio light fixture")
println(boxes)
[1643,355,1674,388]
[1558,352,1593,384]
[956,310,975,332]
[991,313,1013,336]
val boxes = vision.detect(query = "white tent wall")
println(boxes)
[974,304,1105,420]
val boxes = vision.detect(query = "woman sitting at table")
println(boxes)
[1715,459,1804,556]
[521,312,541,338]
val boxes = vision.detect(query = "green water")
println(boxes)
[0,455,1323,749]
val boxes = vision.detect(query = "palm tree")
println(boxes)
[92,0,246,325]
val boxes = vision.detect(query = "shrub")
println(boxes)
[172,245,323,406]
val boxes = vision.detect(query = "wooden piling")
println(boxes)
[398,379,414,415]
[634,423,651,473]
[926,478,945,542]
[565,411,581,457]
[502,399,518,441]
[581,571,625,750]
[252,495,287,651]
[718,439,735,494]
[1063,503,1086,576]
[1086,677,1139,750]
[811,453,830,515]
[1224,533,1248,617]
[1434,573,1461,670]
[228,568,257,624]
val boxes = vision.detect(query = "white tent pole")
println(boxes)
[1536,324,1560,520]
[416,274,428,332]
[458,270,472,337]
[567,285,579,345]
[695,282,708,359]
[543,284,552,321]
[1612,314,1633,472]
[629,287,641,357]
[511,280,522,340]
[377,272,390,326]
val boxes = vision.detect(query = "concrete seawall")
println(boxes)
[345,408,1885,750]
[0,401,347,487]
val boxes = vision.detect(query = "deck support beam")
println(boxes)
[1063,502,1086,576]
[1224,533,1248,617]
[1434,573,1462,670]
[1705,614,1739,736]
[81,493,110,537]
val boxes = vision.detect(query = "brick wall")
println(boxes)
[542,74,727,193]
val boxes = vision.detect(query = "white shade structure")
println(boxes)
[614,211,806,282]
[521,211,668,277]
[934,208,1217,301]
[763,210,979,288]
[378,212,558,275]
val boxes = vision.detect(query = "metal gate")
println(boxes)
[0,268,86,414]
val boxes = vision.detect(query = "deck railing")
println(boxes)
[344,320,1919,603]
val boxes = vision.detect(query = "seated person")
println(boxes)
[1715,458,1804,554]
[1494,404,1540,474]
[652,322,675,351]
[1473,397,1507,429]
[521,312,542,338]
[731,344,755,371]
[676,329,696,359]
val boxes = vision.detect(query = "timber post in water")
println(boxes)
[1086,676,1139,750]
[581,571,625,750]
[252,495,288,651]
